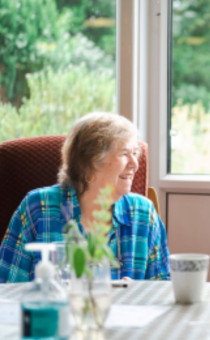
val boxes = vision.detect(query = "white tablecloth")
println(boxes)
[1,280,210,340]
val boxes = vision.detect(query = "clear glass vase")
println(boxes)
[69,260,111,330]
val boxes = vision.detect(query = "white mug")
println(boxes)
[169,253,209,304]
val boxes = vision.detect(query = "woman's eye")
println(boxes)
[133,150,140,158]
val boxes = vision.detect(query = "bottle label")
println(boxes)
[22,302,69,338]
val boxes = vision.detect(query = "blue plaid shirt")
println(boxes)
[0,184,170,283]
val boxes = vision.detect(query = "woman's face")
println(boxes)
[92,139,139,202]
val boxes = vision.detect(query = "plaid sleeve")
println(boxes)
[145,205,170,280]
[0,195,36,283]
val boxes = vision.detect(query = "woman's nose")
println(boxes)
[129,154,139,171]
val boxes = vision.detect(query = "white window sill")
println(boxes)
[159,174,210,193]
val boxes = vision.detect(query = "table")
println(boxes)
[1,280,210,340]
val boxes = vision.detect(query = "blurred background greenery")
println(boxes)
[170,0,210,173]
[0,0,116,139]
[0,0,209,174]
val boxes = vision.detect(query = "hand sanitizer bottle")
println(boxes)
[21,243,70,340]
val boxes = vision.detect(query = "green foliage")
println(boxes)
[0,0,59,103]
[0,65,115,142]
[58,0,116,55]
[170,0,210,173]
[0,0,116,105]
[64,186,118,279]
[172,84,210,111]
[171,101,210,174]
[172,0,210,108]
[0,102,20,140]
[69,33,114,73]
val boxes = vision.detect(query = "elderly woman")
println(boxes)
[0,113,170,282]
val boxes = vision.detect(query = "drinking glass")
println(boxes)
[70,260,111,330]
[51,241,71,288]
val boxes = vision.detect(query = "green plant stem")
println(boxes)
[88,278,102,328]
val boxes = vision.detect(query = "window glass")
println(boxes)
[0,0,116,141]
[169,0,210,174]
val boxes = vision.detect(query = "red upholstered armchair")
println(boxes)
[0,135,159,243]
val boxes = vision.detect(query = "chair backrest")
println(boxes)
[0,136,148,243]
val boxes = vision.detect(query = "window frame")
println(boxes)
[119,0,210,224]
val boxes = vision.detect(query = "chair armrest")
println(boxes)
[148,187,160,216]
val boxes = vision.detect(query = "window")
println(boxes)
[0,0,116,141]
[169,0,210,174]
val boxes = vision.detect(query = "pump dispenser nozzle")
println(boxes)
[25,243,56,279]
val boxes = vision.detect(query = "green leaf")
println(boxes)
[73,247,86,278]
[88,232,96,257]
[92,210,111,222]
